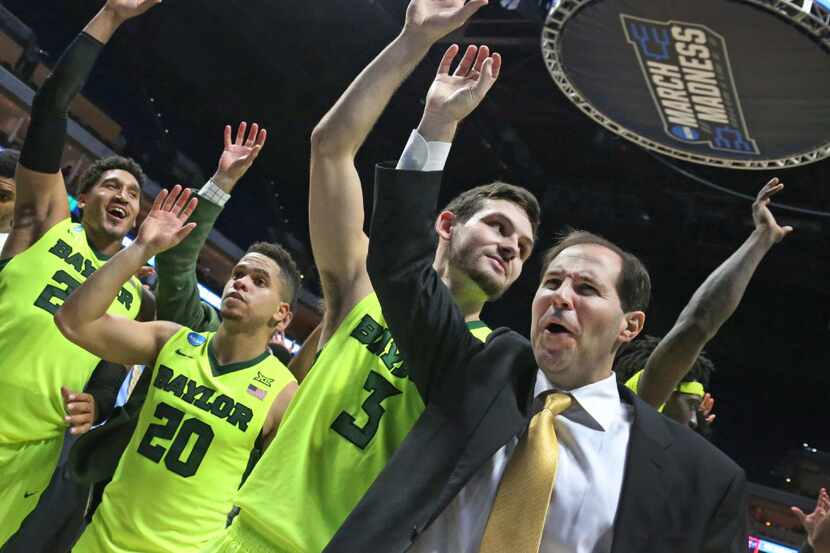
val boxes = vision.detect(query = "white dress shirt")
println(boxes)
[411,372,633,553]
[397,130,452,172]
[0,232,7,253]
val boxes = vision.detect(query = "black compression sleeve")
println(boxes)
[20,32,104,174]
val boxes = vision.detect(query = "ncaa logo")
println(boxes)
[671,125,700,141]
[187,332,207,346]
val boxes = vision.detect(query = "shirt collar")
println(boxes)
[533,371,622,432]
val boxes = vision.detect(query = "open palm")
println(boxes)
[405,0,488,42]
[105,0,162,20]
[137,185,198,257]
[753,178,793,243]
[216,122,267,183]
[793,488,830,551]
[424,44,501,125]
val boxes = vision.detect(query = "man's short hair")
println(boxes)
[539,229,651,313]
[246,242,302,308]
[443,181,541,241]
[0,148,20,180]
[614,334,714,388]
[77,156,146,195]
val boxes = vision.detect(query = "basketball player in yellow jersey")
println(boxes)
[0,1,161,543]
[199,3,539,552]
[55,186,300,553]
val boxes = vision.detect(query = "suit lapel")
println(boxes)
[432,366,536,525]
[611,386,673,553]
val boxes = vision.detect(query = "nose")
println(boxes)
[498,235,519,262]
[233,276,250,292]
[550,281,574,310]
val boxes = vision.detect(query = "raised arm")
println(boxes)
[367,45,501,399]
[55,186,197,367]
[309,0,487,343]
[4,0,160,259]
[155,122,266,331]
[637,179,792,407]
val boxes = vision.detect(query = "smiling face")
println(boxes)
[79,169,141,241]
[442,198,535,300]
[531,243,644,390]
[221,252,291,332]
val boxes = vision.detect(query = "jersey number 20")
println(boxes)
[137,402,215,477]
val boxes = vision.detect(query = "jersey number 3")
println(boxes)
[137,402,215,477]
[330,371,401,449]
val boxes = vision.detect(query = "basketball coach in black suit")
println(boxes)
[324,160,749,552]
[324,66,749,550]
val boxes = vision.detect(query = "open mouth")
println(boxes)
[106,206,128,221]
[545,322,573,335]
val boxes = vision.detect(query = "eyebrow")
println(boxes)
[543,269,602,284]
[487,212,534,249]
[235,264,273,280]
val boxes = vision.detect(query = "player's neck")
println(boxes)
[84,225,125,257]
[434,262,487,321]
[211,324,270,366]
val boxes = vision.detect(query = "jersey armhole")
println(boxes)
[0,257,11,272]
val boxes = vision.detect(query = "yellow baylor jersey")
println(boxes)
[0,219,141,444]
[234,292,491,552]
[75,327,295,553]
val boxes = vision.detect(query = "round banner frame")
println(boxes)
[542,0,830,169]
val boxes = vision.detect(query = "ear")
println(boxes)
[77,192,87,209]
[434,210,457,241]
[270,301,292,331]
[618,310,645,344]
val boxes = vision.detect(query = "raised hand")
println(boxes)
[136,185,198,257]
[792,488,830,552]
[62,386,97,435]
[418,44,501,141]
[104,0,162,22]
[214,122,268,191]
[753,178,793,243]
[696,392,716,426]
[404,0,489,44]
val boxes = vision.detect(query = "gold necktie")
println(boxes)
[479,392,573,553]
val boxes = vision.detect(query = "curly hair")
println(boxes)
[76,155,146,195]
[613,334,714,389]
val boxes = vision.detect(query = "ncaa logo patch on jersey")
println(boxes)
[187,332,207,347]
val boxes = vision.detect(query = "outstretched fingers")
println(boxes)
[245,122,260,147]
[438,44,461,76]
[235,121,248,146]
[451,45,477,77]
[161,184,182,212]
[472,54,500,97]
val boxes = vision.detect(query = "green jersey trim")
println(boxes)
[208,337,272,377]
[465,320,487,331]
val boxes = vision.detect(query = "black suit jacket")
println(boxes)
[324,165,748,553]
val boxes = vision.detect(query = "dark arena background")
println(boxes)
[2,0,829,548]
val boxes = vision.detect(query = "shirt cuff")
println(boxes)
[396,129,452,172]
[198,178,231,207]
